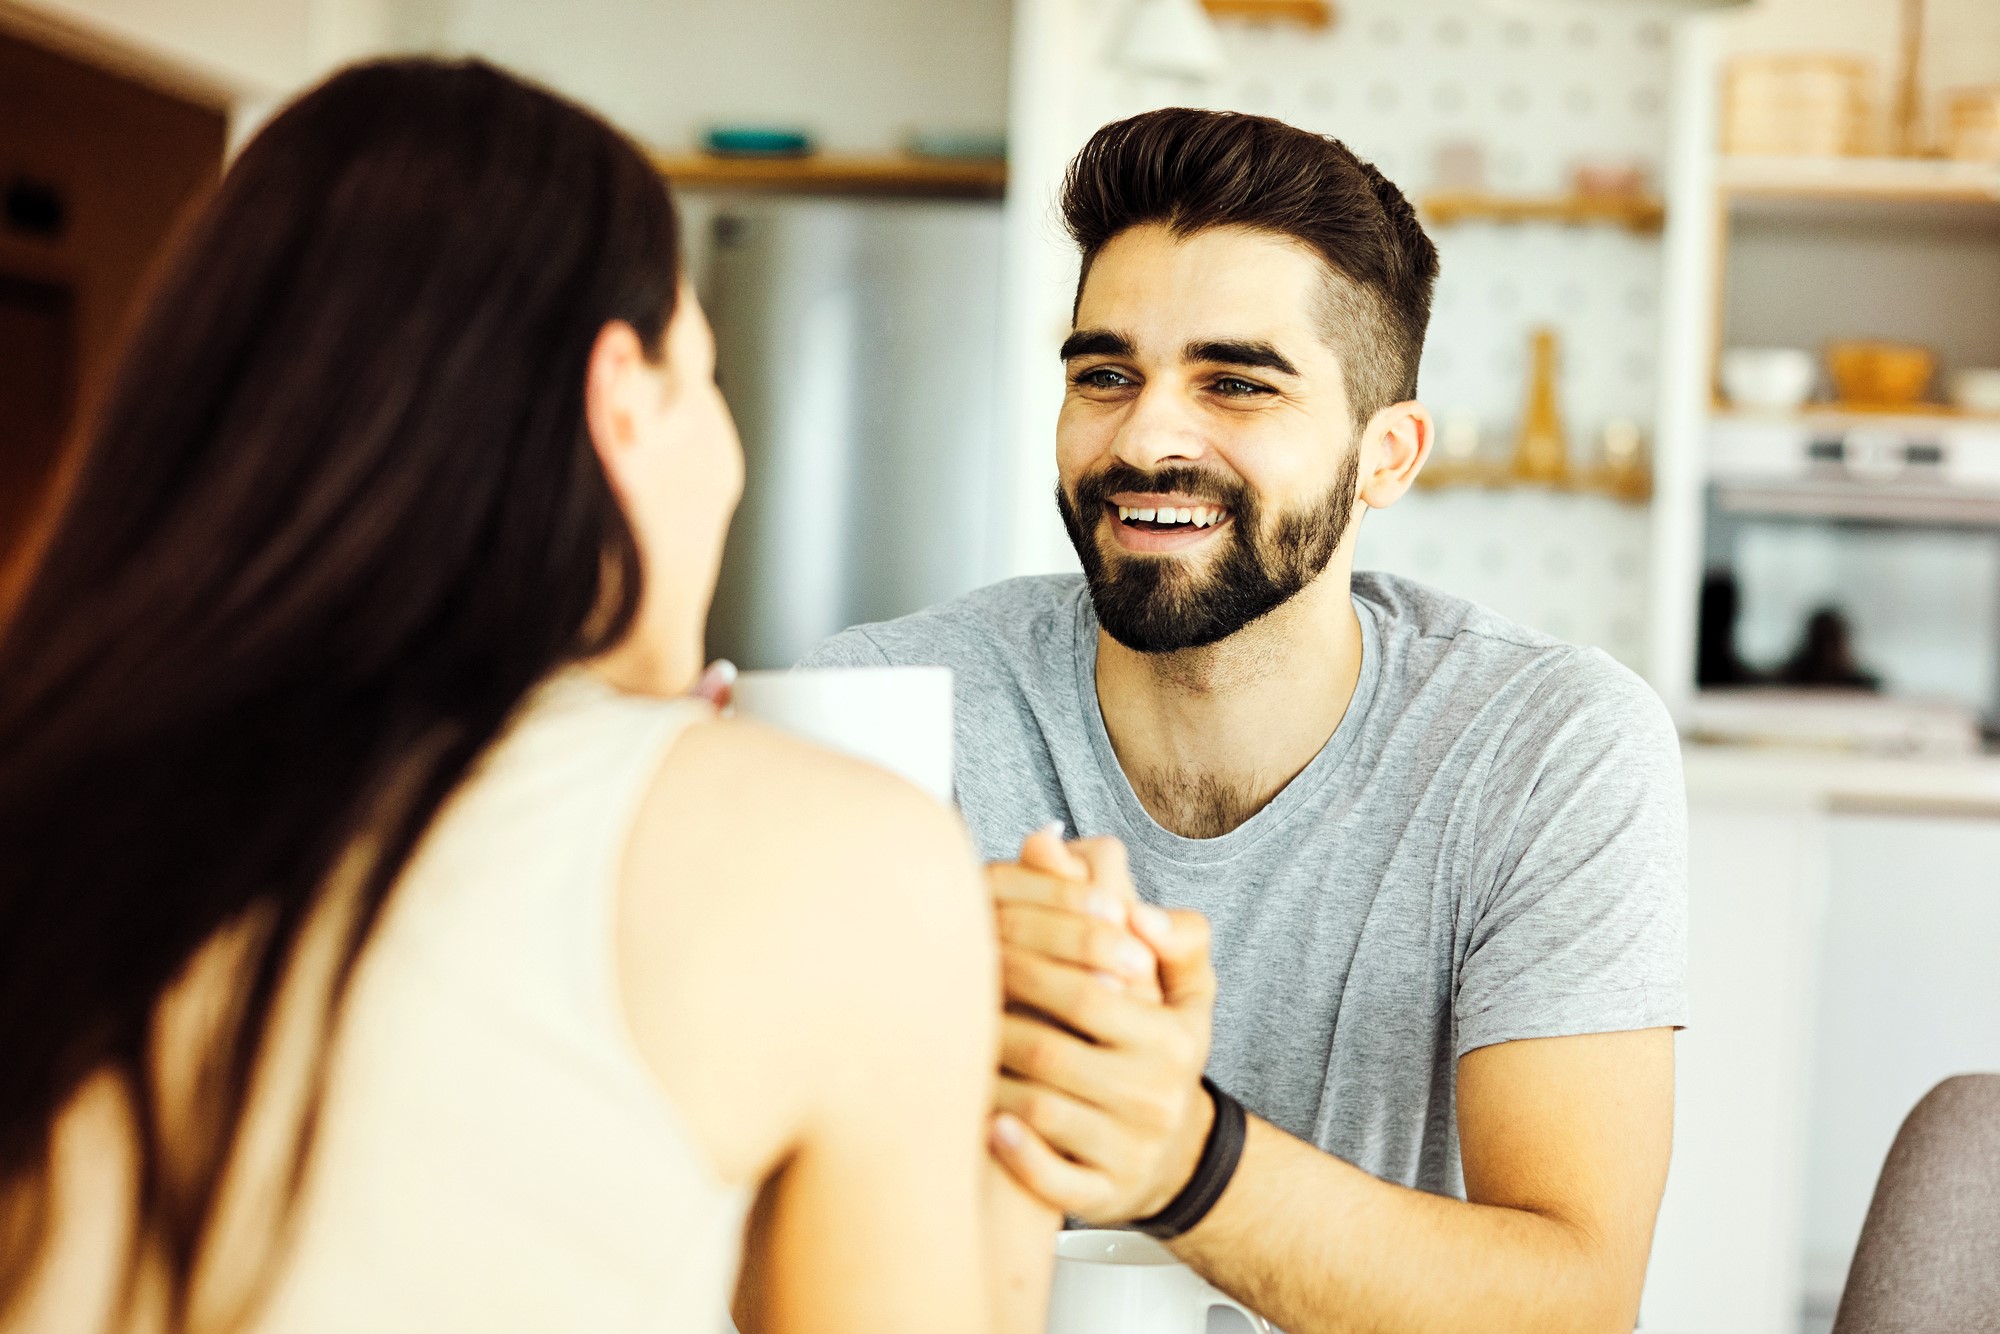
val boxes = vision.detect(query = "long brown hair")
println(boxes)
[0,57,678,1324]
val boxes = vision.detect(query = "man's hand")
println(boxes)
[983,832,1219,1226]
[988,828,1161,1004]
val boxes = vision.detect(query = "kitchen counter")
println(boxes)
[1681,741,2000,817]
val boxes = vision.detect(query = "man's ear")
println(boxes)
[1356,400,1433,511]
[583,320,649,489]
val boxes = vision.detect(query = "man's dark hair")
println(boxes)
[1060,107,1440,428]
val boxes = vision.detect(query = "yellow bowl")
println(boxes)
[1826,341,1935,409]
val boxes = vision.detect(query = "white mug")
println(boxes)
[1047,1230,1276,1334]
[728,666,954,804]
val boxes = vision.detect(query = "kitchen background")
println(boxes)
[4,0,1999,1330]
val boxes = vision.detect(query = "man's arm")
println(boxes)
[986,863,1674,1334]
[1166,1030,1673,1334]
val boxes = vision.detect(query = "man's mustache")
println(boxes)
[1071,464,1253,516]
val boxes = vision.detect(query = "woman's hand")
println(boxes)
[688,658,736,707]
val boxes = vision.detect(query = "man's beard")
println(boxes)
[1055,449,1362,654]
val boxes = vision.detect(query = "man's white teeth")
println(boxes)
[1116,504,1224,527]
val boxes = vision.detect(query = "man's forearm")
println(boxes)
[1169,1116,1636,1334]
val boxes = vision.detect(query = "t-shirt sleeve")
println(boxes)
[795,627,893,670]
[1452,650,1688,1060]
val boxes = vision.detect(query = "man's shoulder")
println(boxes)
[1355,569,1571,660]
[1353,570,1670,740]
[799,573,1086,671]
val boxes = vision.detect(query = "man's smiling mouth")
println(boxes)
[1113,503,1228,532]
[1104,491,1234,536]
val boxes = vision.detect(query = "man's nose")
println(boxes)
[1111,383,1209,471]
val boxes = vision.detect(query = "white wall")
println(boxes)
[8,0,1011,157]
[438,0,1011,154]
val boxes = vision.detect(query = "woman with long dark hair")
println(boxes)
[0,59,1053,1333]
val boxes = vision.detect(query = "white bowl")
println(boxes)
[1949,368,2000,415]
[1721,347,1816,411]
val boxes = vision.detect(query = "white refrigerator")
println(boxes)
[698,195,1008,670]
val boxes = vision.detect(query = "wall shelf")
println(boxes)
[1720,155,2000,206]
[1712,405,2000,428]
[1416,459,1653,503]
[653,152,1006,199]
[1201,0,1336,28]
[1419,190,1665,233]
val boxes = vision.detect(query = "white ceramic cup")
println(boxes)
[728,666,954,804]
[1047,1230,1276,1334]
[1720,346,1815,411]
[1949,367,2000,415]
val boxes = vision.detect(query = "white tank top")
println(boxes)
[250,669,747,1332]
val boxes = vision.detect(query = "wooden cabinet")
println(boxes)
[0,27,225,580]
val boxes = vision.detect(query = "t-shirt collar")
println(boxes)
[1069,583,1383,865]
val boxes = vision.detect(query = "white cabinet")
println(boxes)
[1645,792,1828,1334]
[1646,752,2000,1334]
[1799,814,2000,1325]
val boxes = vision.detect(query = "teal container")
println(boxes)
[703,126,814,158]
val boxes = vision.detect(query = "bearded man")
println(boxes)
[803,108,1686,1334]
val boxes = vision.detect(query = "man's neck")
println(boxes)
[1093,562,1365,839]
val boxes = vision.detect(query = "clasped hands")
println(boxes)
[984,826,1218,1226]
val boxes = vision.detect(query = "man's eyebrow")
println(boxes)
[1059,329,1134,361]
[1184,339,1300,377]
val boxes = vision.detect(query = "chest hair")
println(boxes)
[1131,766,1269,840]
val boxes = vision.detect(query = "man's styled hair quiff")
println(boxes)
[1059,107,1441,428]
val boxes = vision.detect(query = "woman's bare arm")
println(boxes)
[616,716,1055,1334]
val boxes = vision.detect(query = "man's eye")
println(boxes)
[1213,376,1272,397]
[1073,367,1133,389]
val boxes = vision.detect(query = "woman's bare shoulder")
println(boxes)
[633,715,976,897]
[612,715,994,1183]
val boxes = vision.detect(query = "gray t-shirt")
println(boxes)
[802,572,1687,1198]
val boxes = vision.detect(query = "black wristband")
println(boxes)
[1129,1076,1246,1241]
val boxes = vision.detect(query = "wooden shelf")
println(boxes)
[1419,190,1665,232]
[1416,459,1653,502]
[1712,405,2000,427]
[1720,155,2000,205]
[1201,0,1335,28]
[652,153,1006,199]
